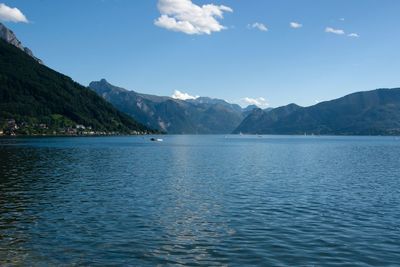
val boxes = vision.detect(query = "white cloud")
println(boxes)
[325,27,359,38]
[0,3,28,23]
[154,0,233,35]
[248,22,268,32]
[172,90,199,100]
[347,33,360,38]
[242,97,269,108]
[290,22,302,29]
[325,27,345,35]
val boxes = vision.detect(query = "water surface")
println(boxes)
[0,135,399,266]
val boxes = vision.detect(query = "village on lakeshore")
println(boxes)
[0,119,150,137]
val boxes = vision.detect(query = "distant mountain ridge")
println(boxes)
[234,88,400,135]
[92,79,400,136]
[89,79,256,134]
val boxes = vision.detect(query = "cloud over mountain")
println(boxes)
[242,97,269,108]
[154,0,232,35]
[0,3,28,23]
[172,90,199,100]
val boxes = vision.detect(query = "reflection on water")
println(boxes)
[0,136,400,266]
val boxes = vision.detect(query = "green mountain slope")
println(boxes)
[234,88,400,135]
[0,39,151,135]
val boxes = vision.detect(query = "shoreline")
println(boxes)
[1,133,399,138]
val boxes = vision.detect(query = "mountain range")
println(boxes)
[1,22,400,136]
[90,79,400,136]
[89,79,255,134]
[0,23,151,135]
[234,88,400,135]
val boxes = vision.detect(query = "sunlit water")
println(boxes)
[0,135,399,266]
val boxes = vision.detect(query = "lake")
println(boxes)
[0,135,399,266]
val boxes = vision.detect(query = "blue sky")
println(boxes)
[1,0,400,107]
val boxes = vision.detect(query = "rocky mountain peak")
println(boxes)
[0,23,42,64]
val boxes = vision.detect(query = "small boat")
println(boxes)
[150,138,163,142]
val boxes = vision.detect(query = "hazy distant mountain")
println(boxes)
[89,79,255,134]
[187,97,243,112]
[243,104,259,112]
[0,30,151,135]
[234,88,400,135]
[0,23,42,64]
[241,105,273,118]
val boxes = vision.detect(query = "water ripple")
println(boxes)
[0,136,400,266]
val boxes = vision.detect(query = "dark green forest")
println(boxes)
[0,40,152,135]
